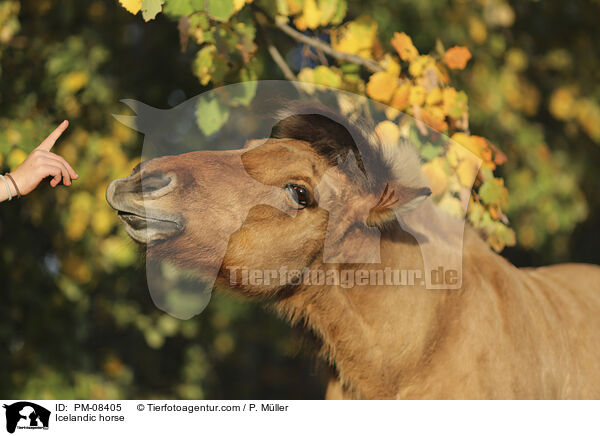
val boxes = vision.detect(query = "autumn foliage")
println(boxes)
[117,0,515,250]
[1,0,597,399]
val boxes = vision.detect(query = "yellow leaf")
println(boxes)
[193,45,225,86]
[331,15,377,58]
[302,0,321,29]
[381,53,401,76]
[418,107,447,132]
[446,141,477,167]
[451,133,492,163]
[427,105,446,120]
[294,15,307,31]
[118,0,142,14]
[390,82,410,111]
[470,136,492,163]
[8,148,27,170]
[506,48,528,72]
[6,129,22,145]
[549,87,576,121]
[366,71,397,102]
[575,98,600,142]
[60,71,89,93]
[375,120,400,146]
[422,157,448,196]
[63,95,81,118]
[319,0,344,26]
[438,193,465,218]
[313,65,342,88]
[436,61,450,84]
[442,87,468,119]
[425,87,442,106]
[391,32,418,62]
[298,66,342,89]
[233,0,247,13]
[297,67,315,83]
[444,46,472,70]
[66,192,93,241]
[456,159,479,187]
[408,85,426,106]
[408,55,434,77]
[442,87,458,112]
[469,16,487,44]
[286,0,303,15]
[102,236,137,267]
[385,106,400,120]
[92,207,116,236]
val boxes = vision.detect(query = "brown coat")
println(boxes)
[107,110,600,399]
[274,214,600,399]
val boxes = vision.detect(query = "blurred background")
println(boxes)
[0,0,598,399]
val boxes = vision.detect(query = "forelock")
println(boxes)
[269,102,426,192]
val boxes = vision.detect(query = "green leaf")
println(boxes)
[196,95,230,136]
[192,45,227,85]
[330,0,347,24]
[163,0,194,17]
[276,0,290,15]
[447,90,468,119]
[488,222,516,252]
[141,0,164,21]
[468,202,486,225]
[190,0,205,8]
[313,65,342,88]
[479,178,507,206]
[420,143,443,161]
[206,0,235,21]
[229,69,257,106]
[340,62,359,74]
[318,0,347,26]
[231,21,257,63]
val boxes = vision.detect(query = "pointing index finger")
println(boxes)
[36,120,69,151]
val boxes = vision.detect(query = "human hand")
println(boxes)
[4,120,78,199]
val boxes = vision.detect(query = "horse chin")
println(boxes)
[117,211,183,245]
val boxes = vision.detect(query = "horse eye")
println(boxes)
[285,183,311,209]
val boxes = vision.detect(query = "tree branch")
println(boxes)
[266,36,298,81]
[252,4,384,74]
[253,13,298,81]
[272,16,383,73]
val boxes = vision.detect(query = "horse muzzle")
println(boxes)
[106,163,184,244]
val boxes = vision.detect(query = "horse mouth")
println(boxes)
[107,169,184,245]
[117,210,183,244]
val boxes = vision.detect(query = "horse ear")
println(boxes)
[366,184,431,228]
[112,114,138,130]
[112,99,162,133]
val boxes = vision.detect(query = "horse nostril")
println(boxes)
[142,174,170,191]
[141,172,175,197]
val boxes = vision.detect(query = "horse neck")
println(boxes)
[272,214,460,398]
